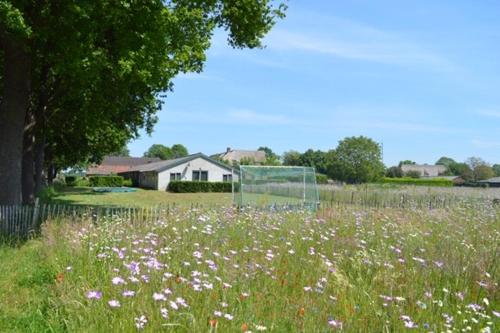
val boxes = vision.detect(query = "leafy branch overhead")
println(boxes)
[0,0,286,204]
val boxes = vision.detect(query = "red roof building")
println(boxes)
[87,156,161,175]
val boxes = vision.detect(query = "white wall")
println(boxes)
[156,157,238,191]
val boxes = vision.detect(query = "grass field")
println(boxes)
[1,187,499,332]
[48,186,231,207]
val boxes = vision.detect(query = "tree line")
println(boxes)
[257,136,386,184]
[0,0,286,205]
[386,157,500,182]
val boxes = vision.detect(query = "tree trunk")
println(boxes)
[0,35,31,205]
[47,164,57,185]
[34,134,46,195]
[22,109,35,204]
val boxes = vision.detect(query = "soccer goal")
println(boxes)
[233,165,319,210]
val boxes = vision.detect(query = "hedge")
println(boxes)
[65,175,78,186]
[168,181,233,193]
[379,177,453,187]
[316,173,328,184]
[65,175,90,187]
[89,176,124,187]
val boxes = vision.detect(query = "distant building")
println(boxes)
[119,153,237,190]
[87,156,161,175]
[478,177,500,188]
[401,164,447,177]
[213,147,266,165]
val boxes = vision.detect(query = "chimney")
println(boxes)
[226,147,231,153]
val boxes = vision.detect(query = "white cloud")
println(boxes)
[265,28,455,71]
[471,139,500,148]
[478,110,500,118]
[226,109,291,125]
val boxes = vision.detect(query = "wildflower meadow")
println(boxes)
[2,195,498,332]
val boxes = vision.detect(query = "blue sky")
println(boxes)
[129,0,500,166]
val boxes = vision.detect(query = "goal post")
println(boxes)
[233,165,319,210]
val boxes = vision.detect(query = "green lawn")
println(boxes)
[48,186,232,207]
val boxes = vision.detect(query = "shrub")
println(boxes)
[379,177,453,187]
[316,174,328,184]
[37,186,58,202]
[65,175,77,186]
[385,166,403,178]
[405,170,421,179]
[123,179,133,187]
[75,177,90,187]
[89,176,123,187]
[168,181,233,193]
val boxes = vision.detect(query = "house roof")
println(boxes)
[120,153,235,174]
[400,164,447,172]
[479,177,500,183]
[87,156,161,175]
[213,148,266,163]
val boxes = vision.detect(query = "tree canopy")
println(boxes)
[327,136,385,184]
[435,156,456,168]
[493,164,500,177]
[0,0,286,204]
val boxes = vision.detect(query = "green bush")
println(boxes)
[316,174,328,184]
[168,181,233,193]
[405,170,421,179]
[89,176,123,187]
[379,177,453,187]
[123,179,133,187]
[75,177,90,187]
[385,166,403,178]
[65,175,77,186]
[37,186,58,202]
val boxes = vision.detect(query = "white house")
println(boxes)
[119,153,237,191]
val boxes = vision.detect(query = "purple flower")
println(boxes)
[122,290,135,297]
[86,290,102,300]
[112,276,126,285]
[328,319,342,328]
[153,292,167,301]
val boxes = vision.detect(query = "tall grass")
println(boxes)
[2,200,497,332]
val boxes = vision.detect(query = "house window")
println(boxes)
[192,170,208,181]
[170,173,181,181]
[223,174,232,182]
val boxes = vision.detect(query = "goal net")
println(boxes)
[234,166,319,210]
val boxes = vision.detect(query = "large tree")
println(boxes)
[171,144,188,158]
[258,146,280,165]
[0,0,286,205]
[144,144,174,160]
[435,156,456,168]
[493,164,500,177]
[282,150,302,166]
[327,136,385,184]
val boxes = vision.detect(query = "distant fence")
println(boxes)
[318,188,495,210]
